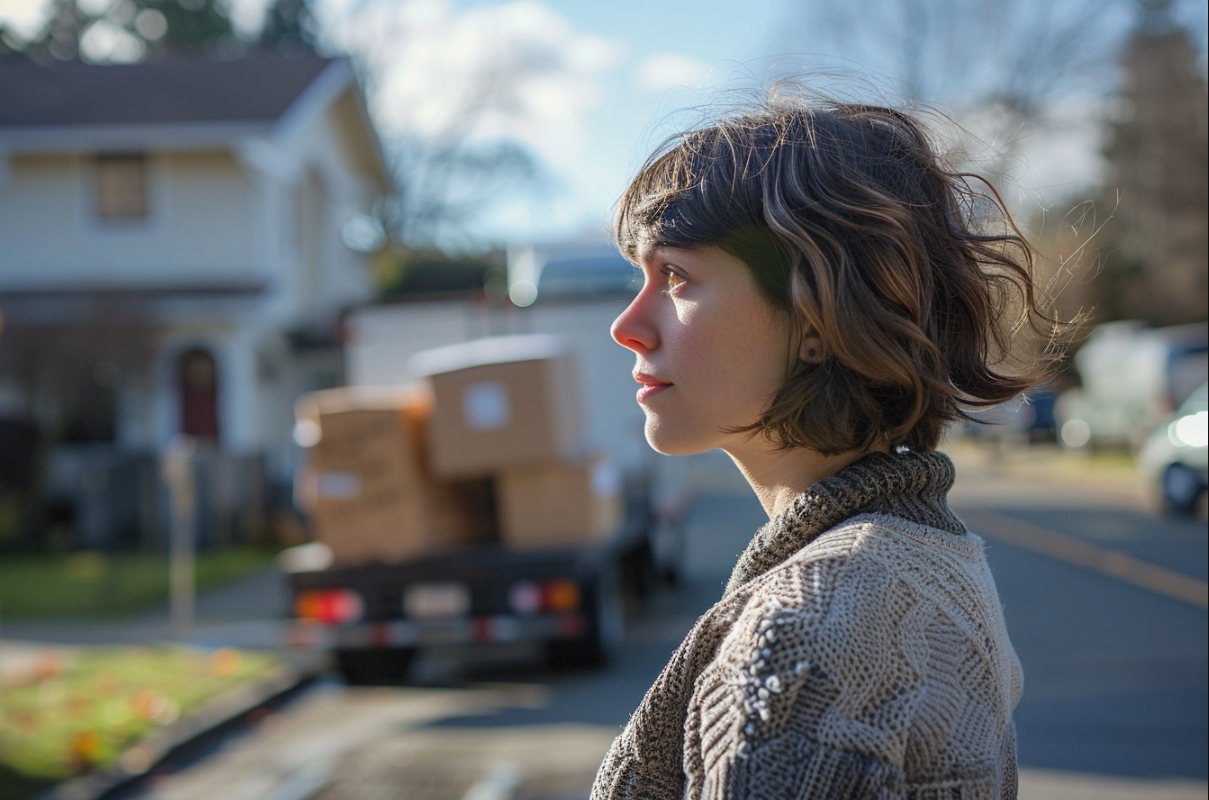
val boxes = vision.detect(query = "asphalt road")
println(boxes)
[976,505,1207,778]
[106,449,1207,800]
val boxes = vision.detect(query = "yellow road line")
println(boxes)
[959,507,1209,610]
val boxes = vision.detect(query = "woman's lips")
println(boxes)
[634,373,672,404]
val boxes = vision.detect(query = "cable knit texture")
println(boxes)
[591,450,1023,800]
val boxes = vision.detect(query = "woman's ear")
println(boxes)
[799,335,825,364]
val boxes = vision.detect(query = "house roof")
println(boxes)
[0,53,334,127]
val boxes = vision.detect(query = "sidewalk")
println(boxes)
[940,437,1157,512]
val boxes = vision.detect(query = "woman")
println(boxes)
[592,92,1051,799]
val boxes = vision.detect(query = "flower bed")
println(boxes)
[0,645,279,788]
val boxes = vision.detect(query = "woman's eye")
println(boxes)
[661,267,687,294]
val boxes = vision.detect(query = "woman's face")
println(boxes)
[611,244,795,456]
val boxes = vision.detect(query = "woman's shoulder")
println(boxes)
[802,512,984,565]
[724,515,1014,695]
[731,514,994,639]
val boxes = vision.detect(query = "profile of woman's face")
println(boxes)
[611,245,795,456]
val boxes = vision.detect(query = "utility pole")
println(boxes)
[162,436,197,636]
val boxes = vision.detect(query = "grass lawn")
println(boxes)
[0,548,280,618]
[0,645,279,795]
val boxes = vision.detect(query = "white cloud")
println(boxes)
[633,53,709,94]
[566,34,617,75]
[316,0,620,175]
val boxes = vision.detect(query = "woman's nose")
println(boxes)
[611,293,659,354]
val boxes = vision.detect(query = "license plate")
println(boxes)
[402,582,471,619]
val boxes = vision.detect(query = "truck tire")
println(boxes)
[546,568,625,670]
[335,647,417,685]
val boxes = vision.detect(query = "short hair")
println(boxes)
[615,89,1057,455]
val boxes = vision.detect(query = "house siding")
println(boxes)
[0,150,260,288]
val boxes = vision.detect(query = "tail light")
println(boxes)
[507,579,581,615]
[544,579,581,612]
[295,589,365,625]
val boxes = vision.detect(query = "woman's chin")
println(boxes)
[643,417,714,456]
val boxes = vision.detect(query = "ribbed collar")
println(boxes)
[724,449,965,595]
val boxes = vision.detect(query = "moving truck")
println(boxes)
[339,271,689,577]
[281,298,687,678]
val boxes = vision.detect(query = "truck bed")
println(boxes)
[284,491,653,661]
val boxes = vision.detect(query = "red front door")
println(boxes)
[179,348,219,441]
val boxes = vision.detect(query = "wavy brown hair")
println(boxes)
[616,91,1061,455]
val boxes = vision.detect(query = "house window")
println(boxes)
[96,154,148,220]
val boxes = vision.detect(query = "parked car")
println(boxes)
[1138,382,1208,517]
[1056,321,1208,451]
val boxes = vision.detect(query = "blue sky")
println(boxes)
[530,0,792,238]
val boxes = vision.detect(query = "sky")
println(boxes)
[3,0,1206,248]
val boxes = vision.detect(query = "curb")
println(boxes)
[36,650,330,800]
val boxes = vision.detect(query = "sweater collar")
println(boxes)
[724,449,965,595]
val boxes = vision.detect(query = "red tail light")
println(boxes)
[295,589,365,625]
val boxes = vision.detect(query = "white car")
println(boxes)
[1139,382,1208,516]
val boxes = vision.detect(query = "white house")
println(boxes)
[0,53,391,547]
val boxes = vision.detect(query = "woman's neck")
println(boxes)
[726,438,891,519]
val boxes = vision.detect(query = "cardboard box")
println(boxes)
[410,336,584,478]
[495,457,624,549]
[295,388,496,565]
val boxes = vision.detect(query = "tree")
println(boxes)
[3,0,315,64]
[12,0,239,63]
[351,41,552,252]
[316,0,590,252]
[258,0,316,54]
[784,0,1133,194]
[793,0,1127,113]
[379,137,544,253]
[1094,1,1209,325]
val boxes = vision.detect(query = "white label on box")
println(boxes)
[315,472,362,499]
[591,459,622,497]
[462,380,511,430]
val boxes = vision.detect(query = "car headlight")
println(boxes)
[1168,410,1208,449]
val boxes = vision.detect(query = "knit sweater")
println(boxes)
[591,450,1023,800]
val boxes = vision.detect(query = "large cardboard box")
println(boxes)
[410,336,584,478]
[295,388,496,565]
[495,457,624,550]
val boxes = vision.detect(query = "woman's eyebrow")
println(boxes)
[646,245,687,264]
[635,247,670,269]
